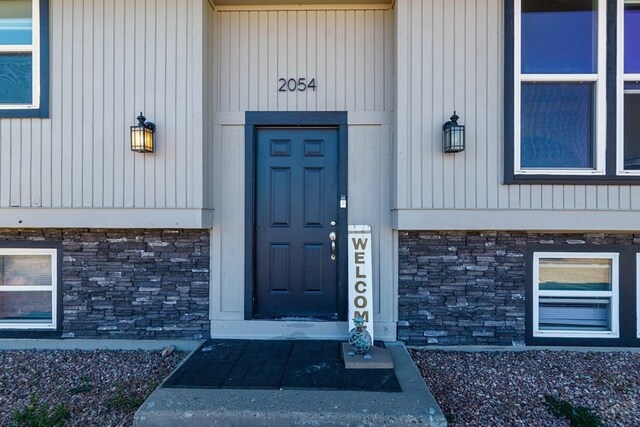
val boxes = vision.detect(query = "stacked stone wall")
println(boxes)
[0,228,210,339]
[398,231,639,346]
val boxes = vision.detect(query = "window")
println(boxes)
[532,252,619,338]
[514,0,606,175]
[618,0,640,173]
[0,248,57,330]
[506,0,640,183]
[0,0,48,117]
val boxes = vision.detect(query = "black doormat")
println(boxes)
[162,339,401,392]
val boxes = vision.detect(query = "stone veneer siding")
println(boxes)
[0,229,209,340]
[398,231,640,346]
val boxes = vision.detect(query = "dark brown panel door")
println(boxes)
[255,127,339,319]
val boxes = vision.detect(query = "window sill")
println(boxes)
[534,331,619,339]
[505,174,640,185]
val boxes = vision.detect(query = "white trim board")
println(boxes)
[0,208,215,229]
[393,209,640,231]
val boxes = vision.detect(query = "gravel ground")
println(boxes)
[411,349,640,427]
[0,349,184,427]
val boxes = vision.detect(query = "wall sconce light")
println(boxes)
[130,112,155,153]
[442,111,465,153]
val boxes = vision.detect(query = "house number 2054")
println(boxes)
[278,78,317,92]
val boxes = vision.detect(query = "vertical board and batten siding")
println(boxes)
[0,0,205,210]
[213,8,394,112]
[207,7,397,324]
[395,0,640,212]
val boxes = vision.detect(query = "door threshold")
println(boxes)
[211,320,348,340]
[256,316,339,322]
[210,320,398,341]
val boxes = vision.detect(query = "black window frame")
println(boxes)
[525,244,639,347]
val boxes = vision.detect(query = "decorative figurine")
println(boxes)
[347,315,373,359]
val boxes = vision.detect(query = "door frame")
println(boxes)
[244,112,349,321]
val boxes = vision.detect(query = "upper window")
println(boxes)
[515,0,606,175]
[0,248,58,330]
[533,252,619,338]
[0,0,48,117]
[507,0,640,182]
[618,0,640,174]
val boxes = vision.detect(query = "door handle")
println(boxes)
[329,232,337,261]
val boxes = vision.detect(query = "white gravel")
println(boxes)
[0,349,184,427]
[411,349,640,427]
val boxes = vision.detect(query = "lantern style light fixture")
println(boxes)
[130,112,156,153]
[442,111,465,153]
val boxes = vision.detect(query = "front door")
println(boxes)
[254,127,339,319]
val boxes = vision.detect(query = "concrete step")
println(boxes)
[134,341,447,426]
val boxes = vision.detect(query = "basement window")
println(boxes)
[533,252,619,338]
[0,248,58,330]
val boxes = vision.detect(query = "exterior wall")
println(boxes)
[394,0,640,229]
[0,0,206,214]
[0,228,210,339]
[206,5,397,338]
[212,8,394,113]
[397,230,640,346]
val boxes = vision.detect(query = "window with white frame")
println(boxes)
[0,248,57,330]
[618,0,640,173]
[509,0,640,181]
[0,0,40,109]
[533,252,619,338]
[515,0,606,175]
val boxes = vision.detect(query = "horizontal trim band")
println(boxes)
[392,209,640,231]
[0,208,214,229]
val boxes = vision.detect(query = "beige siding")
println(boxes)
[348,124,395,323]
[212,8,394,112]
[204,1,218,210]
[208,7,396,330]
[0,0,205,210]
[395,0,640,213]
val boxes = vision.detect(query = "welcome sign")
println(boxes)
[348,225,373,341]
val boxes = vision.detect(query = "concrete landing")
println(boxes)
[134,341,447,426]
